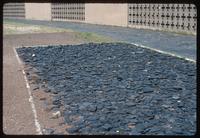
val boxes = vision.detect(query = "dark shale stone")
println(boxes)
[16,43,196,135]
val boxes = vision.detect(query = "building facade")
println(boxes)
[3,3,197,34]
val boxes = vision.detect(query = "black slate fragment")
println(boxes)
[16,42,196,135]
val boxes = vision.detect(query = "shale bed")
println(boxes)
[16,43,196,135]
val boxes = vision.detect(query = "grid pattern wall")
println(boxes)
[51,3,85,21]
[128,4,197,33]
[3,3,25,19]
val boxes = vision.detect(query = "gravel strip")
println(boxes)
[16,42,196,135]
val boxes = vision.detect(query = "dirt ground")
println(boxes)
[3,32,85,135]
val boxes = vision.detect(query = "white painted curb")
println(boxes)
[129,42,196,63]
[13,47,42,135]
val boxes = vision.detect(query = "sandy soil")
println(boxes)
[3,32,85,135]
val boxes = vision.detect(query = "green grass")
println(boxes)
[3,20,74,35]
[4,20,34,27]
[3,20,115,43]
[155,28,196,36]
[139,26,196,36]
[75,32,115,43]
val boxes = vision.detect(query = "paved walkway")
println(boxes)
[3,32,85,134]
[3,35,37,134]
[6,19,196,60]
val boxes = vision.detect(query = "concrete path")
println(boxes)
[5,19,196,61]
[3,36,37,135]
[3,32,84,134]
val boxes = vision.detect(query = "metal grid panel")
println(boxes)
[3,3,25,19]
[51,3,85,21]
[128,4,197,33]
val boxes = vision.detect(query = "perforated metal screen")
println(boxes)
[51,3,85,21]
[128,4,197,33]
[3,3,25,19]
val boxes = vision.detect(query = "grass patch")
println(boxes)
[128,25,196,36]
[152,28,196,36]
[3,20,74,35]
[3,20,116,43]
[75,32,115,43]
[4,20,34,27]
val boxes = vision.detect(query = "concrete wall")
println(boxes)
[3,3,25,19]
[128,4,197,35]
[25,3,51,20]
[51,3,85,23]
[85,3,128,27]
[4,3,196,34]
